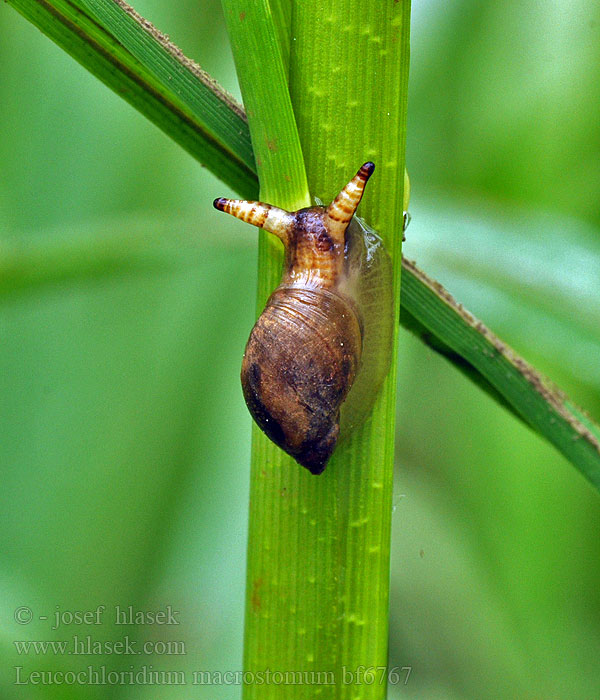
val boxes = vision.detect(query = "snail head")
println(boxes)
[213,162,375,287]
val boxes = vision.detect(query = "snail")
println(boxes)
[214,162,393,474]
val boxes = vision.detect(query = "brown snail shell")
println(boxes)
[213,162,393,474]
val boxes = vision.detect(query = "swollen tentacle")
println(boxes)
[324,162,375,244]
[213,198,294,245]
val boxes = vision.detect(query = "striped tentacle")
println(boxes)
[324,162,375,245]
[213,198,294,245]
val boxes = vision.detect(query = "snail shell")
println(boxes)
[214,162,393,474]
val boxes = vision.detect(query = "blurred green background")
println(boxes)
[1,1,599,698]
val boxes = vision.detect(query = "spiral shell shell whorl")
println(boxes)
[213,163,375,474]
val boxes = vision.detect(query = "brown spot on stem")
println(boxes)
[251,578,264,612]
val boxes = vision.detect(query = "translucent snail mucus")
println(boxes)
[214,162,393,474]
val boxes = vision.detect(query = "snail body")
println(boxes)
[214,162,393,474]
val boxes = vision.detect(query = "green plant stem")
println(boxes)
[289,2,409,693]
[222,1,411,697]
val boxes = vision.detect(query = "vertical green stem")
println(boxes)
[292,3,409,695]
[222,1,410,697]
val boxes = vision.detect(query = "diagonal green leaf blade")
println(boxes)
[401,258,600,489]
[6,0,257,198]
[78,0,255,172]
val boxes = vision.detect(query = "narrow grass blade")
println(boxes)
[221,0,309,210]
[407,201,600,389]
[401,258,600,490]
[6,0,257,198]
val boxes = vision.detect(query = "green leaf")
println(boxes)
[6,0,257,198]
[406,199,600,389]
[401,258,600,490]
[221,0,309,210]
